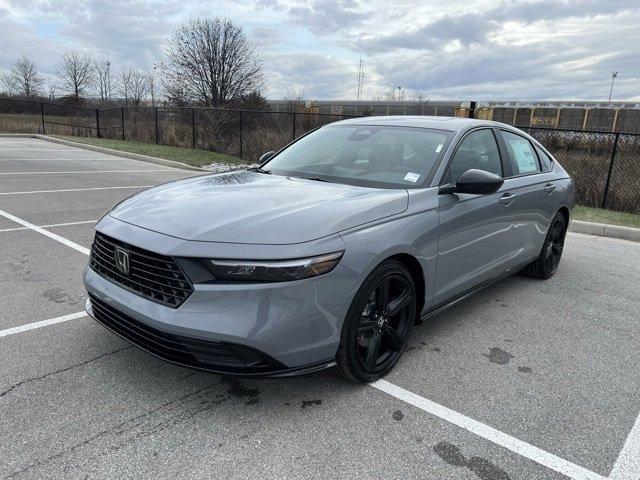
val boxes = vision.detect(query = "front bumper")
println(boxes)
[84,242,363,376]
[85,294,337,376]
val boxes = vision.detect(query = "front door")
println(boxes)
[434,128,513,305]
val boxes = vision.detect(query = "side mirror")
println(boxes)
[259,151,275,164]
[454,169,504,194]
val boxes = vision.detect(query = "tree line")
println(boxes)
[0,17,267,110]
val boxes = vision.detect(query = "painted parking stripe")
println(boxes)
[609,411,640,479]
[0,185,152,195]
[0,169,172,175]
[0,148,82,151]
[0,210,90,255]
[370,379,606,480]
[0,160,134,163]
[0,219,98,233]
[0,312,87,338]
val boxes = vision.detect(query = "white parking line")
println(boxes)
[0,148,82,151]
[0,219,98,233]
[0,158,131,161]
[0,185,152,195]
[609,412,640,479]
[0,210,90,255]
[370,380,606,480]
[0,169,172,175]
[0,312,87,338]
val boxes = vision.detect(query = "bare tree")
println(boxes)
[163,17,264,106]
[117,67,148,105]
[45,76,59,100]
[0,71,18,96]
[118,66,132,103]
[283,88,306,112]
[94,58,114,103]
[58,51,94,100]
[5,56,43,97]
[147,64,162,106]
[128,69,148,105]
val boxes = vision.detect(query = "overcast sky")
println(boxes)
[0,0,638,101]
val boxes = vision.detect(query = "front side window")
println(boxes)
[447,129,502,185]
[264,125,452,188]
[502,131,541,175]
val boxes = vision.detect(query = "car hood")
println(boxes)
[109,171,408,244]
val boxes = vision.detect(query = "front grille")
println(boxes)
[90,232,193,308]
[88,294,276,372]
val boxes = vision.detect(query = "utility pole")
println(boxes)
[608,71,618,102]
[356,57,366,100]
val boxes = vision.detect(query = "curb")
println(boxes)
[569,220,640,243]
[1,133,208,172]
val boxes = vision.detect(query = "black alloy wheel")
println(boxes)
[337,260,416,382]
[524,211,567,279]
[544,215,566,273]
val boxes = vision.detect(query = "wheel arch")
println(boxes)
[386,253,426,323]
[558,205,570,226]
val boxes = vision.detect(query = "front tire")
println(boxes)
[523,211,567,279]
[336,260,416,383]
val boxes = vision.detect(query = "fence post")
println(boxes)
[154,106,159,144]
[40,102,45,134]
[601,132,620,209]
[191,108,196,149]
[292,112,296,141]
[239,110,243,160]
[121,107,125,140]
[95,109,101,138]
[468,101,477,119]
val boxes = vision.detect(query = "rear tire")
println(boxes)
[336,260,416,383]
[523,211,567,279]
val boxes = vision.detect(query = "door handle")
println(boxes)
[500,193,516,205]
[544,183,556,194]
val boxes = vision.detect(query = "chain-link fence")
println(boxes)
[2,98,639,214]
[520,127,640,213]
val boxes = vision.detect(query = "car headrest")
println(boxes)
[369,144,395,172]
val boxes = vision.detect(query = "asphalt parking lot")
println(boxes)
[1,136,639,480]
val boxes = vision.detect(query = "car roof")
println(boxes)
[329,115,510,132]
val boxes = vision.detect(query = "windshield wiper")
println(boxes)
[248,167,272,174]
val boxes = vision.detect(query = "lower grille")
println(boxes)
[88,294,280,373]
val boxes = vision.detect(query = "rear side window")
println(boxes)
[535,146,553,172]
[447,129,502,184]
[501,131,540,175]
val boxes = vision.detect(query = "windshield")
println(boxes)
[263,125,452,188]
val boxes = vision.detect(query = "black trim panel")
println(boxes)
[87,294,335,377]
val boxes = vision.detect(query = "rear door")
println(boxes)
[497,130,559,266]
[434,128,513,305]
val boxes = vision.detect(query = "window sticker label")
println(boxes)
[509,139,537,172]
[404,172,420,183]
[436,144,443,153]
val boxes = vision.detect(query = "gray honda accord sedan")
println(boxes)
[84,116,574,382]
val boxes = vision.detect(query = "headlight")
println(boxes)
[207,251,343,282]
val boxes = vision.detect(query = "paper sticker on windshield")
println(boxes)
[404,172,420,183]
[436,144,443,153]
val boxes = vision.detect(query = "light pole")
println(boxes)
[608,71,618,102]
